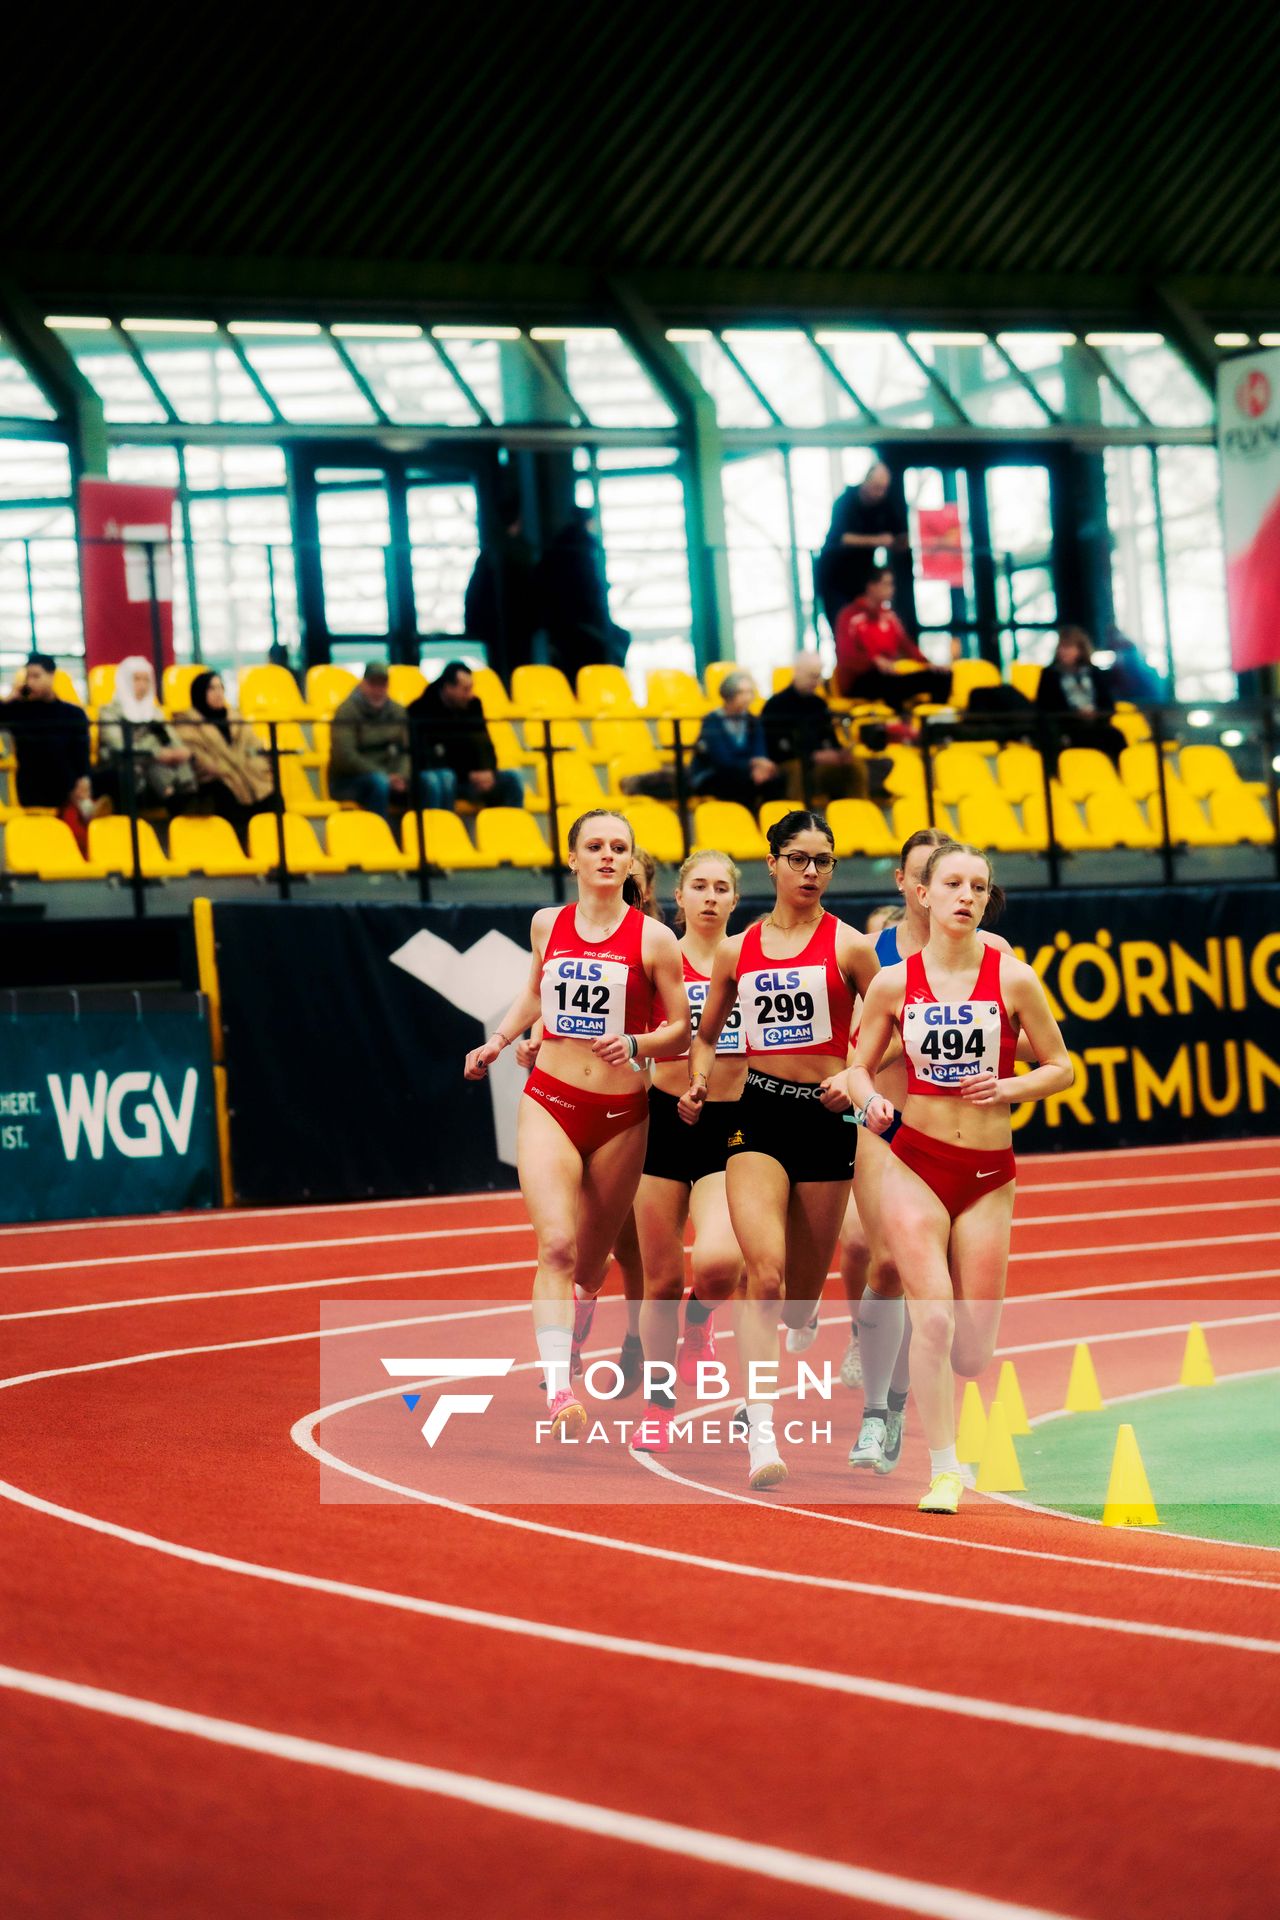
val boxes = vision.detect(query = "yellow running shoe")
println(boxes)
[918,1470,964,1515]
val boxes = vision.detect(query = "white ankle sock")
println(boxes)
[930,1444,960,1476]
[745,1400,776,1444]
[536,1326,573,1401]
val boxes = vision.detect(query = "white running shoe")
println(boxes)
[839,1333,863,1389]
[785,1310,821,1354]
[875,1408,905,1475]
[848,1413,887,1469]
[748,1430,788,1490]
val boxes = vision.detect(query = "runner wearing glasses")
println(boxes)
[683,810,880,1488]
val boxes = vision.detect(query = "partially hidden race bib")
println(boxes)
[903,999,1002,1088]
[541,956,629,1039]
[739,965,832,1052]
[687,978,743,1056]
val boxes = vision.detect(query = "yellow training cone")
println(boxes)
[994,1359,1031,1435]
[1065,1342,1103,1412]
[975,1398,1025,1493]
[956,1382,987,1465]
[1102,1423,1160,1527]
[1180,1322,1216,1387]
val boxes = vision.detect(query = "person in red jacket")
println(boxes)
[834,568,952,708]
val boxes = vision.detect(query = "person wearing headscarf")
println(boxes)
[96,657,198,811]
[174,669,274,840]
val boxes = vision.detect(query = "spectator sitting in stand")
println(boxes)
[689,671,786,809]
[761,652,865,801]
[97,656,198,814]
[173,671,274,846]
[329,662,415,818]
[463,498,539,683]
[1105,628,1167,707]
[407,660,524,811]
[834,568,953,711]
[0,653,92,837]
[1036,626,1127,768]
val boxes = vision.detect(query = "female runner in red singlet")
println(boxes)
[685,810,880,1489]
[847,842,1072,1513]
[464,810,688,1438]
[631,849,747,1452]
[843,828,1025,1478]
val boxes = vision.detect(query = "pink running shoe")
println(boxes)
[546,1389,588,1440]
[570,1293,597,1378]
[630,1404,673,1453]
[677,1314,717,1387]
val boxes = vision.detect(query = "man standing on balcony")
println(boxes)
[815,462,910,638]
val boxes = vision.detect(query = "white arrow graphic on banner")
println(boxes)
[388,928,530,1168]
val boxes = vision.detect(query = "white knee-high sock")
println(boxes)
[858,1285,905,1414]
[890,1314,913,1400]
[536,1326,573,1402]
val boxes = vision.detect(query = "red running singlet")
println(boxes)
[735,911,854,1060]
[539,903,655,1042]
[899,943,1016,1098]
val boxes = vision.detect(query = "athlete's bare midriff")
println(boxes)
[536,1035,651,1098]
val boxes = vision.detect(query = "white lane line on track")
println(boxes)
[7,1464,1279,1778]
[0,1223,532,1277]
[297,1380,1280,1652]
[986,1370,1280,1559]
[0,1262,539,1324]
[5,1252,1277,1329]
[8,1196,1278,1279]
[0,1662,1087,1920]
[997,1309,1280,1358]
[1015,1167,1280,1196]
[1017,1138,1279,1166]
[0,1136,1270,1245]
[0,1189,526,1239]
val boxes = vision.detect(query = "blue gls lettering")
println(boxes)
[559,961,603,982]
[924,1003,973,1025]
[756,970,801,992]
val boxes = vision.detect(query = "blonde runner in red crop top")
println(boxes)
[899,941,1016,1097]
[735,910,855,1060]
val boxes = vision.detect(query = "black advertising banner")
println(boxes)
[214,887,1280,1206]
[994,885,1280,1152]
[214,902,532,1204]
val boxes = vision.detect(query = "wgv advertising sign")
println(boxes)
[0,1001,217,1221]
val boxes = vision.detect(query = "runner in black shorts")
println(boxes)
[685,810,880,1489]
[632,850,747,1453]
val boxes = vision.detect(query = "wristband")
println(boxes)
[690,1068,708,1087]
[623,1033,639,1062]
[494,1030,513,1050]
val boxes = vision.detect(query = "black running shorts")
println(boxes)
[643,1085,738,1188]
[724,1068,856,1183]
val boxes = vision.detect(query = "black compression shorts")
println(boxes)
[724,1068,856,1183]
[643,1085,738,1187]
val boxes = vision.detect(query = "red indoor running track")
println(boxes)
[2,1137,1279,1920]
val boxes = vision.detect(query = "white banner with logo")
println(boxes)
[1217,346,1280,672]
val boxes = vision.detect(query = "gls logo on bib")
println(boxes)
[47,1069,200,1161]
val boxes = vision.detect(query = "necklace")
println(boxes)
[766,909,823,934]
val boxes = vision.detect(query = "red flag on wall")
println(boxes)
[78,477,177,674]
[916,503,965,587]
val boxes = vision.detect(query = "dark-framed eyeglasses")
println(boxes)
[781,850,836,873]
